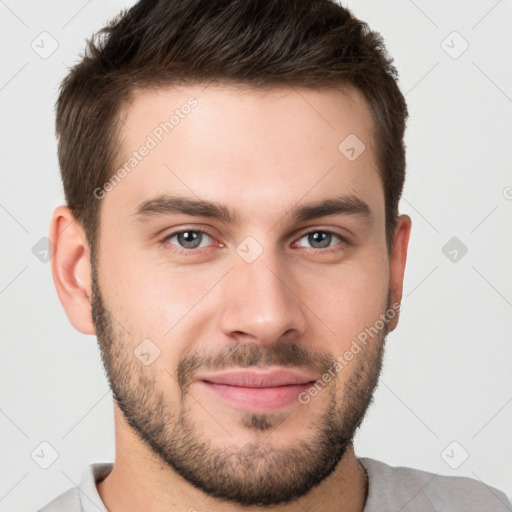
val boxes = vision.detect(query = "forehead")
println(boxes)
[106,83,382,226]
[119,83,376,153]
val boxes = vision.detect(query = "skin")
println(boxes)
[50,84,411,512]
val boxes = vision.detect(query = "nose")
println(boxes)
[218,247,307,346]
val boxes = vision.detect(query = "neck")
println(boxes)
[97,406,368,512]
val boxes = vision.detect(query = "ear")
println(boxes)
[49,205,96,335]
[388,214,412,332]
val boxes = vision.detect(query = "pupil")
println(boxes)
[179,231,201,248]
[309,231,330,248]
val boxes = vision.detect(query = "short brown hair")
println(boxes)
[56,0,408,254]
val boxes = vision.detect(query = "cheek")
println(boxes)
[99,243,221,345]
[302,254,389,348]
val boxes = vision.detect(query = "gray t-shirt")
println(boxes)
[38,457,512,512]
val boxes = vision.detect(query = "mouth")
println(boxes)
[194,368,318,412]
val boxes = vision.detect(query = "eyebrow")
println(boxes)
[130,193,372,225]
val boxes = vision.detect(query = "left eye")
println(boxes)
[165,230,214,250]
[295,230,344,249]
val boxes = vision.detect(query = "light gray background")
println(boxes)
[1,1,511,510]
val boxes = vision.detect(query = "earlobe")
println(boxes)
[49,206,96,335]
[388,214,412,332]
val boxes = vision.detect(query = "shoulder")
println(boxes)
[37,487,81,512]
[358,457,512,512]
[36,462,112,512]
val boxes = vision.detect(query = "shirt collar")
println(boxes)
[77,463,112,512]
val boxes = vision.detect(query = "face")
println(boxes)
[91,84,395,506]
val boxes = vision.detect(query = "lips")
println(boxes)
[194,368,318,412]
[194,368,318,387]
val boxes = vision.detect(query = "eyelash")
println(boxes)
[160,228,350,257]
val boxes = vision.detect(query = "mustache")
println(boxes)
[176,342,335,393]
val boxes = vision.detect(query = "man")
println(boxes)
[40,0,510,510]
